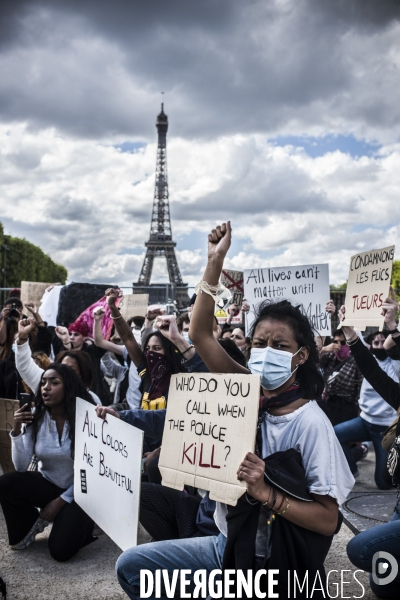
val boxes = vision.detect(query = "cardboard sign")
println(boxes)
[20,281,54,310]
[74,398,143,551]
[0,399,19,474]
[341,245,395,331]
[243,264,331,336]
[158,373,260,506]
[221,270,244,307]
[119,294,149,320]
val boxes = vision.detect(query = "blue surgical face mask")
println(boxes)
[182,332,191,343]
[248,346,303,391]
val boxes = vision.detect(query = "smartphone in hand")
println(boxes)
[19,393,32,412]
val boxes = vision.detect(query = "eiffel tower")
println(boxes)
[132,103,189,308]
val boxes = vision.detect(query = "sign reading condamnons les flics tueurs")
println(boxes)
[74,398,143,551]
[158,373,260,506]
[341,245,395,331]
[243,264,331,336]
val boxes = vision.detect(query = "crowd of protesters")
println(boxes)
[0,221,400,598]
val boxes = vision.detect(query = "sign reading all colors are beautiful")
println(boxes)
[74,398,143,551]
[158,373,260,506]
[341,245,395,331]
[243,264,331,336]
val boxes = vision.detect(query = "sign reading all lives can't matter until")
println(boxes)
[244,263,331,336]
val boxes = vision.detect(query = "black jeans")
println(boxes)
[140,482,202,541]
[0,471,94,561]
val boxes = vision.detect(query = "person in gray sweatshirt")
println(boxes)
[0,363,96,561]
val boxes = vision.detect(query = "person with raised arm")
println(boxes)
[318,303,363,427]
[103,288,187,412]
[0,298,52,399]
[114,222,354,600]
[333,298,400,487]
[340,296,400,600]
[93,306,141,409]
[15,318,101,405]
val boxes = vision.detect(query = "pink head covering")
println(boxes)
[68,319,89,338]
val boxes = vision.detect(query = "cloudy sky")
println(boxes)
[1,0,400,292]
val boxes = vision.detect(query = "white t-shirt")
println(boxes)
[214,400,354,536]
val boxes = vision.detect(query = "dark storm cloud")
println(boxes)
[46,196,96,222]
[0,0,399,140]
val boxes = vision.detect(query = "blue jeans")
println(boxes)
[347,508,400,599]
[334,416,391,489]
[116,533,227,599]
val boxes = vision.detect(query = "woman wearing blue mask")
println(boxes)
[115,222,354,600]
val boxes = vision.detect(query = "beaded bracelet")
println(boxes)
[276,496,290,516]
[346,335,359,347]
[110,314,122,320]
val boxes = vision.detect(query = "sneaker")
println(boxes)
[11,517,49,550]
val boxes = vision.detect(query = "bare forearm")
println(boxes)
[109,305,144,365]
[191,257,223,343]
[190,258,247,374]
[169,336,195,360]
[94,320,123,355]
[258,485,338,536]
[94,319,107,348]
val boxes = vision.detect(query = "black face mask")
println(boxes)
[370,347,388,362]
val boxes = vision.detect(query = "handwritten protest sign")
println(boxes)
[221,270,244,306]
[21,281,55,310]
[74,398,143,551]
[0,399,19,474]
[158,373,260,506]
[341,245,395,331]
[119,293,149,320]
[244,264,331,336]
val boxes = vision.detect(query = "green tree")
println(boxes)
[392,260,400,289]
[1,222,67,289]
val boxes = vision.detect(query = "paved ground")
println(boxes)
[0,451,385,599]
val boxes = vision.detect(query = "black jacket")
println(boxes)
[222,449,342,600]
[350,337,400,410]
